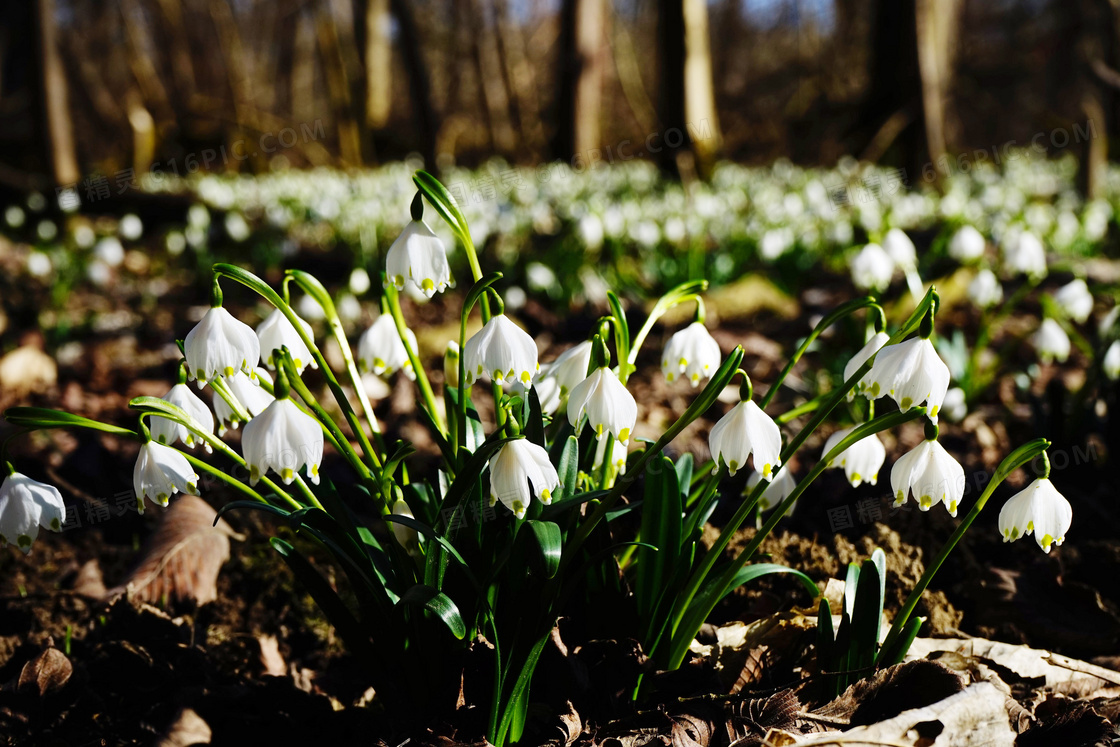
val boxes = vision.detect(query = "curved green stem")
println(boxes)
[384,283,446,437]
[760,296,882,409]
[626,280,708,371]
[878,437,1050,660]
[182,452,270,505]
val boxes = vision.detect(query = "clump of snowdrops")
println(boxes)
[1,172,1072,744]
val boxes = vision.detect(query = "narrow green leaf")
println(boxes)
[519,520,562,579]
[636,456,682,620]
[877,615,925,667]
[5,406,138,438]
[400,585,467,639]
[413,171,469,238]
[555,435,579,503]
[851,557,883,677]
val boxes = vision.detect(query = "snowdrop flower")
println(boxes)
[385,220,452,298]
[709,399,782,479]
[568,367,637,446]
[1053,279,1093,323]
[1033,318,1070,363]
[941,387,968,422]
[748,466,797,513]
[134,441,200,511]
[243,397,324,485]
[891,439,965,516]
[487,439,560,519]
[536,340,593,414]
[865,337,951,423]
[592,434,629,476]
[184,306,261,387]
[1002,230,1047,278]
[822,427,886,487]
[0,473,66,553]
[358,315,417,379]
[843,331,890,400]
[257,309,317,373]
[391,499,421,558]
[948,225,986,262]
[998,478,1072,553]
[969,269,1003,309]
[882,228,917,268]
[214,369,274,433]
[662,322,721,387]
[463,314,539,388]
[1104,341,1120,380]
[850,243,894,292]
[150,383,214,453]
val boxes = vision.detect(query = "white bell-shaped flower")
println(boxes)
[357,315,417,380]
[488,439,560,519]
[748,465,797,513]
[391,499,421,558]
[0,473,66,552]
[662,322,721,387]
[1033,318,1070,363]
[463,314,539,388]
[843,331,890,400]
[850,243,894,292]
[948,225,986,262]
[1053,279,1093,324]
[882,228,917,268]
[1002,230,1047,279]
[592,432,629,476]
[242,397,324,486]
[890,439,965,516]
[567,367,638,446]
[709,399,782,479]
[213,369,275,434]
[968,269,1004,309]
[1104,341,1120,380]
[150,383,214,453]
[822,427,886,487]
[257,309,317,373]
[998,477,1072,553]
[184,306,261,387]
[134,441,200,511]
[385,219,452,298]
[536,340,593,414]
[864,337,950,423]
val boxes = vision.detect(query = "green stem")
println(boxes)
[183,453,270,504]
[626,281,708,371]
[878,437,1050,659]
[760,296,881,409]
[384,283,446,437]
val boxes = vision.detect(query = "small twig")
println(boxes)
[1043,652,1120,687]
[795,711,851,727]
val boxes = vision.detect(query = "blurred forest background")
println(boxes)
[2,0,1118,197]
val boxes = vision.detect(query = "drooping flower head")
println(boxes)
[213,368,275,434]
[948,225,986,262]
[488,439,560,519]
[385,219,452,298]
[709,398,782,479]
[850,243,894,292]
[358,314,418,380]
[0,473,66,553]
[1033,318,1070,363]
[968,269,1003,309]
[184,300,261,387]
[257,309,317,373]
[882,228,917,269]
[662,322,721,388]
[150,378,214,453]
[864,336,950,424]
[1104,340,1120,381]
[822,427,886,488]
[1052,279,1093,324]
[890,438,965,516]
[568,366,637,446]
[463,314,539,388]
[998,477,1072,553]
[843,331,890,400]
[748,465,797,514]
[1002,229,1047,279]
[536,340,593,414]
[243,392,324,487]
[134,441,200,512]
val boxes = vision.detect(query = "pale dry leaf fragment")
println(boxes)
[258,634,286,677]
[17,648,72,696]
[0,344,57,397]
[110,495,241,606]
[907,637,1113,690]
[156,708,212,747]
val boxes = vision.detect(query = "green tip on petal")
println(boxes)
[17,535,32,549]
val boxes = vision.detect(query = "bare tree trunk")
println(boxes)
[391,0,438,168]
[467,0,517,155]
[657,0,722,180]
[315,0,363,166]
[37,0,79,186]
[915,0,962,175]
[364,0,392,130]
[554,0,605,161]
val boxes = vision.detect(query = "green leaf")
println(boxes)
[702,562,820,604]
[877,615,925,667]
[400,585,467,639]
[413,171,470,240]
[851,555,884,677]
[214,500,293,524]
[636,456,682,620]
[5,407,138,438]
[517,520,562,579]
[555,435,579,503]
[674,454,694,502]
[525,386,546,448]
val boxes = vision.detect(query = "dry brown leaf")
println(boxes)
[815,660,966,726]
[554,700,582,747]
[109,495,239,606]
[17,648,72,697]
[907,637,1113,691]
[258,634,286,677]
[156,708,212,747]
[670,712,714,747]
[72,558,107,599]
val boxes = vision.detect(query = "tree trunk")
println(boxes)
[37,0,79,186]
[657,0,722,180]
[554,0,605,161]
[390,0,438,169]
[915,0,962,177]
[364,0,392,130]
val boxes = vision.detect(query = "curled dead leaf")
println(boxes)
[17,648,72,697]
